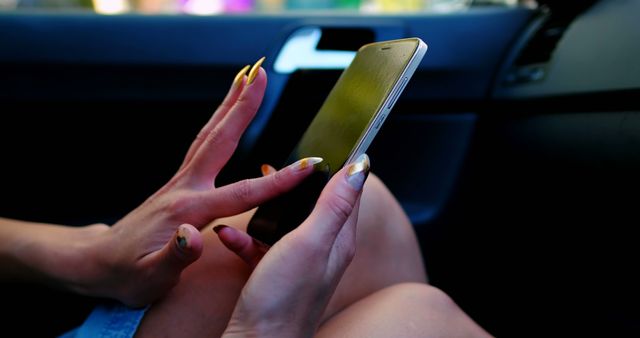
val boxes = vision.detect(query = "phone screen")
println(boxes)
[287,38,422,174]
[248,38,425,245]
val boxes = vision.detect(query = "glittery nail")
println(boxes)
[176,226,188,249]
[346,154,370,190]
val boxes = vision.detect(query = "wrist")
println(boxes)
[51,223,112,296]
[223,311,315,338]
[0,218,110,294]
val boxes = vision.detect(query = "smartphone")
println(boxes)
[248,37,427,245]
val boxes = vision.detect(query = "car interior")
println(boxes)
[1,0,639,336]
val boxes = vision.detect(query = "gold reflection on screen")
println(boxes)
[290,38,419,174]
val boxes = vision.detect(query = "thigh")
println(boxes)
[136,210,253,338]
[136,174,426,337]
[316,283,492,338]
[323,173,426,318]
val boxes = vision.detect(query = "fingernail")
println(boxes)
[213,224,228,234]
[247,56,265,85]
[347,154,370,190]
[261,164,277,176]
[233,64,251,87]
[291,157,323,171]
[176,225,189,249]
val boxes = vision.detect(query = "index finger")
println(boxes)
[195,156,322,221]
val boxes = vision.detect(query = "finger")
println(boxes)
[329,192,362,273]
[150,224,204,280]
[179,64,250,171]
[190,65,267,181]
[214,225,268,269]
[301,154,370,244]
[199,157,323,219]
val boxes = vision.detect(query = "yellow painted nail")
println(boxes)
[293,157,323,171]
[261,164,277,176]
[233,65,251,87]
[247,56,266,85]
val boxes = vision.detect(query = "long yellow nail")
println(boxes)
[292,157,323,171]
[247,56,266,85]
[233,65,251,87]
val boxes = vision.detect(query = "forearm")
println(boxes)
[0,217,109,292]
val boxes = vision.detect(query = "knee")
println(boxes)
[370,283,490,337]
[358,173,415,245]
[382,283,453,308]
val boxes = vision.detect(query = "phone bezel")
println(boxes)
[345,38,428,166]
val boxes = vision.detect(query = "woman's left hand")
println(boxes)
[72,61,315,307]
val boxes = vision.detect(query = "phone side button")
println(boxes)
[374,113,386,129]
[387,77,408,109]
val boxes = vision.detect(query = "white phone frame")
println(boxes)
[345,38,428,165]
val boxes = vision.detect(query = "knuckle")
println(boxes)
[232,179,253,204]
[205,127,224,145]
[218,101,232,113]
[193,131,207,145]
[205,127,232,148]
[163,194,192,216]
[270,170,288,192]
[236,94,261,114]
[206,126,239,151]
[325,193,354,223]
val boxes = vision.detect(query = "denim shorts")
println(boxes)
[59,303,148,338]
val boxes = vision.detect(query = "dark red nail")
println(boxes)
[213,224,228,234]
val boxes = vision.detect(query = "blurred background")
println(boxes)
[1,0,536,15]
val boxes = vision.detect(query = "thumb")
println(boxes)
[155,224,204,276]
[302,154,370,243]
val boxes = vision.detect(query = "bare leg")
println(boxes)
[317,283,492,338]
[323,174,426,318]
[136,174,426,337]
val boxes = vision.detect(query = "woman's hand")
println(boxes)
[62,58,314,307]
[215,154,370,338]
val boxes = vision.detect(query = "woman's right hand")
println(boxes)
[215,154,370,338]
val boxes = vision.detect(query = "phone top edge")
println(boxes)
[358,37,426,52]
[346,39,427,165]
